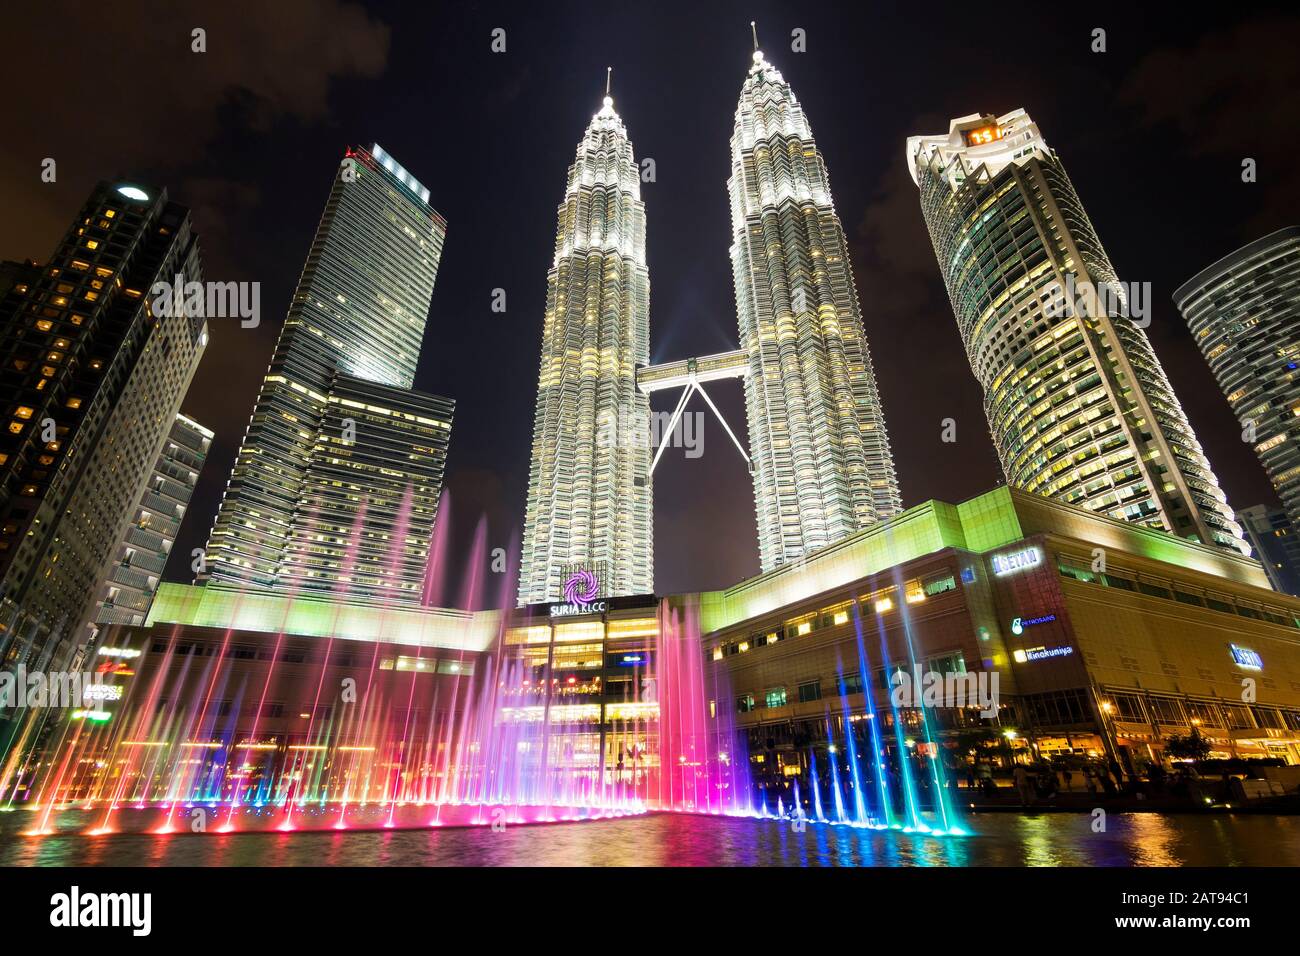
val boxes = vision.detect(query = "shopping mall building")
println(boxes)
[18,487,1300,804]
[694,487,1300,783]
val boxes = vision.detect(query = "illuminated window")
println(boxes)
[66,397,82,410]
[15,406,34,419]
[35,319,53,331]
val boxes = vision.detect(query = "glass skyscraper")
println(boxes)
[518,89,653,606]
[1175,226,1300,576]
[729,48,901,573]
[908,110,1246,555]
[0,182,208,671]
[205,144,454,604]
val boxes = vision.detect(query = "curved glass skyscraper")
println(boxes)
[908,110,1246,555]
[518,89,652,605]
[1176,226,1300,575]
[729,48,901,573]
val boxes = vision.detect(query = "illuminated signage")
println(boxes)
[1010,613,1056,636]
[97,647,141,659]
[83,683,123,702]
[963,125,1002,146]
[1230,645,1263,670]
[992,547,1042,576]
[549,601,607,618]
[549,569,606,618]
[1013,645,1075,663]
[71,709,112,722]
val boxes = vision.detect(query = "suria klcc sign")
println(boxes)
[550,570,607,618]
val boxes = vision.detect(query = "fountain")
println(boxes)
[0,488,963,840]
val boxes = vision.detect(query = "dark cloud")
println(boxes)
[0,0,390,263]
[1118,15,1300,229]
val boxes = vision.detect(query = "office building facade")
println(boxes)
[94,412,213,627]
[1238,504,1300,597]
[205,144,453,604]
[908,110,1246,556]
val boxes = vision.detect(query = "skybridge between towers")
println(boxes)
[636,349,752,475]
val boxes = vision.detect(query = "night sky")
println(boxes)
[2,2,1297,606]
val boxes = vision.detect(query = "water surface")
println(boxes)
[3,811,1297,866]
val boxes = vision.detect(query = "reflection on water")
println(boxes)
[2,812,1298,867]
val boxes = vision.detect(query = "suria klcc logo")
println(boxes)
[551,570,606,617]
[563,569,599,605]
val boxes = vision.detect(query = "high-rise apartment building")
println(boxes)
[729,47,901,573]
[908,110,1246,555]
[94,412,213,627]
[205,144,454,604]
[0,182,208,670]
[1175,226,1300,574]
[518,87,653,606]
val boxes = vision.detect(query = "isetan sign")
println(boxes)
[992,546,1042,576]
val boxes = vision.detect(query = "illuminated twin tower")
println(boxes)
[519,47,902,605]
[521,42,1255,607]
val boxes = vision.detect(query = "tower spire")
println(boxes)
[751,20,759,51]
[606,66,612,98]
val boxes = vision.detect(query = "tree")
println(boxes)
[1164,727,1211,762]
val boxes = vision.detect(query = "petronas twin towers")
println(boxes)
[518,87,654,605]
[519,48,901,605]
